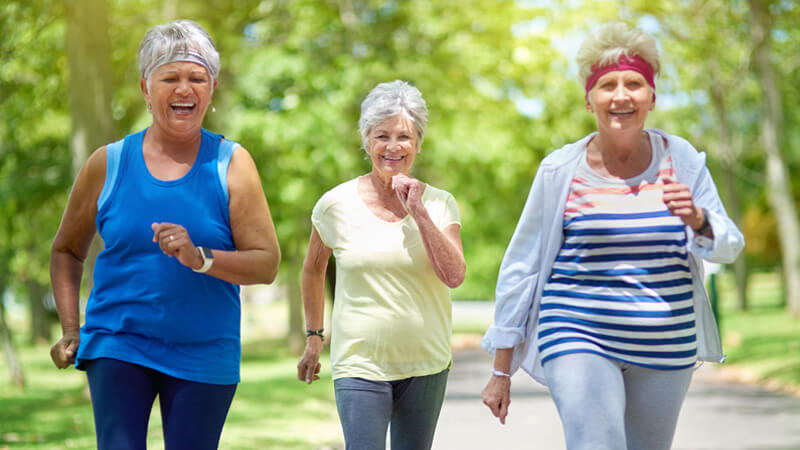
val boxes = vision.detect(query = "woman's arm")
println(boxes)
[297,227,332,384]
[393,174,465,288]
[482,348,513,424]
[153,146,281,285]
[49,146,107,368]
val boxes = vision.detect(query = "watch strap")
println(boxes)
[694,208,711,235]
[193,246,214,273]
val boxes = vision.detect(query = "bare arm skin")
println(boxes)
[49,147,107,368]
[296,227,332,384]
[393,173,466,288]
[482,348,514,424]
[150,145,281,284]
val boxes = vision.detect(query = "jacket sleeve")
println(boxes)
[689,164,745,264]
[481,169,546,354]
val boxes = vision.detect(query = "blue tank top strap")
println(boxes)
[217,138,239,204]
[98,138,125,211]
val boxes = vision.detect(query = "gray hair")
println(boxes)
[138,20,220,89]
[576,22,660,88]
[358,80,428,151]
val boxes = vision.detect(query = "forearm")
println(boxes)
[493,348,514,373]
[49,250,84,334]
[301,267,327,331]
[204,247,280,285]
[411,206,465,288]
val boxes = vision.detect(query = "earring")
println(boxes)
[147,103,152,112]
[212,105,216,113]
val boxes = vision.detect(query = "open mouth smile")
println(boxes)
[170,102,196,113]
[610,109,634,116]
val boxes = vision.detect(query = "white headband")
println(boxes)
[144,48,217,82]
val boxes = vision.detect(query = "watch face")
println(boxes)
[200,247,214,259]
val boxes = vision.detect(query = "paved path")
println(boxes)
[434,347,800,450]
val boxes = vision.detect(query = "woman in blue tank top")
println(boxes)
[49,20,280,450]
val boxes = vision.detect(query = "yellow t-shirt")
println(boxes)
[312,178,461,381]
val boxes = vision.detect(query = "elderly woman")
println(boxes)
[296,80,465,450]
[481,23,744,449]
[49,20,280,449]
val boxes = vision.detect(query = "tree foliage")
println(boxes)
[1,0,799,350]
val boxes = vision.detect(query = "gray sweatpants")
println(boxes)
[543,352,694,450]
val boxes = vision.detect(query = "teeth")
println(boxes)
[171,103,195,107]
[611,109,634,114]
[384,156,403,161]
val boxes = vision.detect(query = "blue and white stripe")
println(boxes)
[538,144,697,370]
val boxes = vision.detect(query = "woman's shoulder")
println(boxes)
[314,178,359,213]
[647,129,701,157]
[422,183,455,202]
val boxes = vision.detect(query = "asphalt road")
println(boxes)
[433,347,800,450]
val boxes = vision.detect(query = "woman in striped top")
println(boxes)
[481,22,744,450]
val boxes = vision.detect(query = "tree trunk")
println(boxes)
[0,300,25,388]
[64,0,115,295]
[708,64,749,311]
[26,279,51,344]
[287,243,305,355]
[748,0,800,316]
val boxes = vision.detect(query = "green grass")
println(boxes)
[715,271,800,393]
[0,336,342,450]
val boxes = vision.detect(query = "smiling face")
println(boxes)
[140,61,216,138]
[586,69,654,135]
[367,113,419,183]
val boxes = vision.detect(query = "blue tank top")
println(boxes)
[76,128,242,384]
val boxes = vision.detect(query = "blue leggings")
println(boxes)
[84,358,237,450]
[543,353,693,450]
[333,369,449,450]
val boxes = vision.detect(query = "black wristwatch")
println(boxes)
[694,208,711,235]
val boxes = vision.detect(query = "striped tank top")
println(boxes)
[537,133,697,370]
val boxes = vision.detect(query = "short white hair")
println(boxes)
[358,80,428,151]
[576,22,660,88]
[138,20,220,88]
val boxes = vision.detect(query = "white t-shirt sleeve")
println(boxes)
[311,190,337,249]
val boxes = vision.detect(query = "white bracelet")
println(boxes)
[492,369,511,377]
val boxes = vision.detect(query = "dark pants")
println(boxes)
[85,358,237,450]
[333,369,449,450]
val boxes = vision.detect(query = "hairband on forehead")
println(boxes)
[585,53,655,95]
[146,48,216,81]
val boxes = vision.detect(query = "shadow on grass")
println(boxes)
[0,383,95,447]
[1,338,341,449]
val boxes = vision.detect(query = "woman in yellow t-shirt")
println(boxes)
[297,80,466,450]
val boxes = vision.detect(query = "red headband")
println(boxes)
[584,54,655,94]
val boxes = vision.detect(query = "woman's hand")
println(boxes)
[482,375,512,424]
[392,173,426,217]
[151,222,203,270]
[297,337,323,384]
[50,330,80,369]
[662,179,706,232]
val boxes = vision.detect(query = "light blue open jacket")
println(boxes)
[481,130,745,385]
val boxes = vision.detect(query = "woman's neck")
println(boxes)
[145,122,203,157]
[367,170,395,193]
[587,130,651,179]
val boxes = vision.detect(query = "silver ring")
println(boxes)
[169,235,175,242]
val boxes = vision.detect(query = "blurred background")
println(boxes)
[1,0,798,448]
